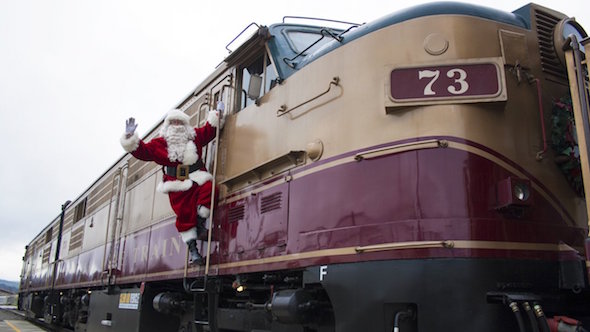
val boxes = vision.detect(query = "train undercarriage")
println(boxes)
[20,256,590,332]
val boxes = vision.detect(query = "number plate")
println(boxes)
[389,63,501,101]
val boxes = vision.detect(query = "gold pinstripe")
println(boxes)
[36,238,580,288]
[116,239,578,280]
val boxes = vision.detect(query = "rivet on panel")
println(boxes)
[424,33,449,55]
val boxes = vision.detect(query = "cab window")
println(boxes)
[240,51,278,109]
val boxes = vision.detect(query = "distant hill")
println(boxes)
[0,279,19,293]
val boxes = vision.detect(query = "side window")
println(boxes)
[239,52,278,110]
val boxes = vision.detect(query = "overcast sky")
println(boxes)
[0,0,587,282]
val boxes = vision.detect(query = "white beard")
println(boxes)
[165,125,191,162]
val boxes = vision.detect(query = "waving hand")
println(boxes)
[125,117,138,138]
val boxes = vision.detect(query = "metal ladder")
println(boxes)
[181,94,227,332]
[196,105,222,332]
[192,278,219,332]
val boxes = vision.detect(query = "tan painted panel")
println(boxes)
[82,204,110,251]
[152,185,174,223]
[122,174,157,235]
[59,230,71,259]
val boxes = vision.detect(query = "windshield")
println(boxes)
[286,30,338,54]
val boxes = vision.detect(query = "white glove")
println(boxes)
[215,101,225,129]
[125,117,137,138]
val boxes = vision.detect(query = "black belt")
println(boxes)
[164,160,203,180]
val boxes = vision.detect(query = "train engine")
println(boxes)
[19,2,590,332]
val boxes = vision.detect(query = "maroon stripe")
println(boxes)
[224,136,576,227]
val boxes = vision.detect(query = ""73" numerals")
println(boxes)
[418,68,469,96]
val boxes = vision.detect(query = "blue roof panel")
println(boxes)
[269,2,529,79]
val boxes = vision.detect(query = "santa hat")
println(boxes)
[164,109,190,126]
[160,109,195,138]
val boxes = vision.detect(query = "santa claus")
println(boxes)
[120,102,224,265]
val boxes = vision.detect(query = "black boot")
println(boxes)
[186,239,204,265]
[196,216,209,241]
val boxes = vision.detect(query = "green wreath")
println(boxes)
[550,95,584,197]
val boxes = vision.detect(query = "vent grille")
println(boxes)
[87,173,116,215]
[261,192,282,214]
[42,247,50,265]
[228,205,245,223]
[69,226,85,251]
[534,9,567,80]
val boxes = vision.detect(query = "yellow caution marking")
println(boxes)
[5,321,21,332]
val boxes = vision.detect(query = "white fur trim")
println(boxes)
[189,170,213,186]
[198,206,210,218]
[165,109,190,125]
[159,123,195,140]
[183,141,198,165]
[207,110,219,128]
[179,227,197,242]
[120,133,140,152]
[157,179,193,193]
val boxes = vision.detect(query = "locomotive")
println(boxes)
[18,2,590,331]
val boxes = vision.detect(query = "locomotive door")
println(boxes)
[103,164,129,285]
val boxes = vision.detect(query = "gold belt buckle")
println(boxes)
[176,165,190,180]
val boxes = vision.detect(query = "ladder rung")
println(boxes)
[195,320,209,325]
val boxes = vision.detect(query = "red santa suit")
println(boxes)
[120,109,219,243]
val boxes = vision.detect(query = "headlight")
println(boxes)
[496,177,533,209]
[513,183,530,202]
[554,18,587,67]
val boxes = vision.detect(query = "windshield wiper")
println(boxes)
[282,25,358,69]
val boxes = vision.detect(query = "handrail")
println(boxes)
[282,15,361,26]
[355,240,454,253]
[563,34,590,231]
[110,164,128,285]
[203,80,233,277]
[277,77,340,117]
[354,139,447,161]
[220,150,306,191]
[101,167,121,286]
[225,22,260,53]
[204,106,221,278]
[48,200,71,314]
[532,78,548,160]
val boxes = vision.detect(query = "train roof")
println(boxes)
[266,1,531,80]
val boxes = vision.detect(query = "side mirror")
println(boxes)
[247,74,263,100]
